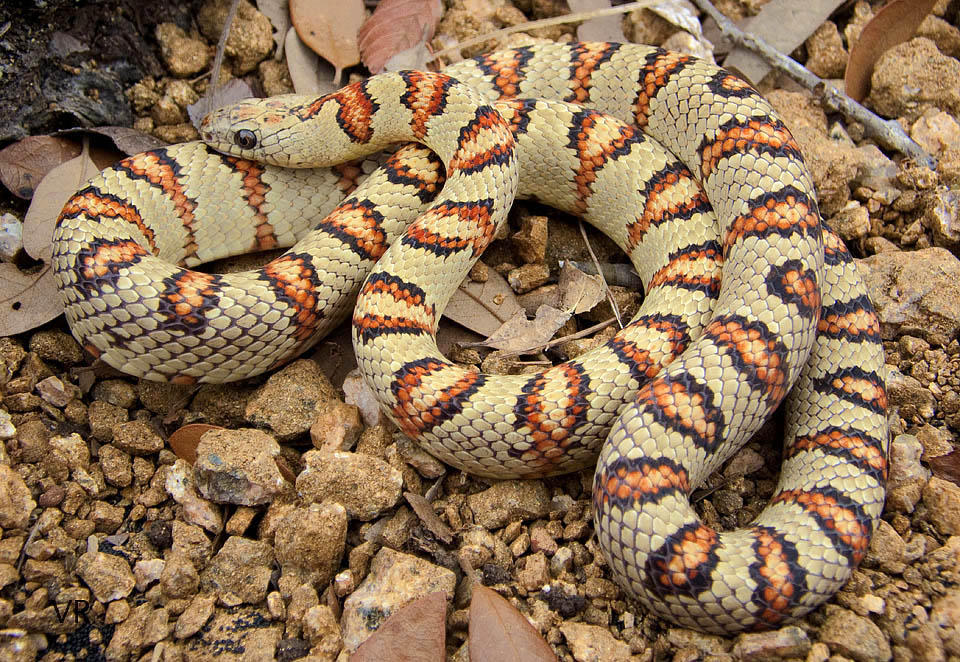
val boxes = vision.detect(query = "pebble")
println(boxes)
[87,400,127,442]
[340,548,456,651]
[0,212,23,261]
[467,479,552,529]
[818,609,892,662]
[930,589,960,657]
[244,359,339,441]
[165,459,223,533]
[174,592,216,639]
[867,38,960,121]
[864,520,907,574]
[180,606,281,662]
[75,550,135,603]
[111,420,164,455]
[731,625,810,661]
[274,503,348,594]
[296,450,402,521]
[518,552,550,591]
[0,464,35,529]
[155,22,211,77]
[200,536,274,606]
[309,401,363,451]
[99,445,133,488]
[27,329,83,365]
[193,428,287,506]
[886,433,930,514]
[923,476,960,535]
[508,262,550,293]
[133,558,165,592]
[34,375,72,407]
[512,214,549,263]
[560,621,632,662]
[0,409,14,439]
[912,109,960,155]
[160,552,200,599]
[197,0,274,74]
[923,186,960,251]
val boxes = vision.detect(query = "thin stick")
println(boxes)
[495,316,618,359]
[691,0,936,168]
[579,220,623,329]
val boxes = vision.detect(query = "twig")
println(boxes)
[691,0,936,169]
[495,316,618,359]
[208,0,242,98]
[578,220,623,329]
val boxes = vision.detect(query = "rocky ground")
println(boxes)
[2,0,960,661]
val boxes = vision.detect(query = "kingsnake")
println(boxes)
[52,42,888,633]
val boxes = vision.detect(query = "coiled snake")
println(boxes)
[52,42,888,633]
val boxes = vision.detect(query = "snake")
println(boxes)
[52,42,888,634]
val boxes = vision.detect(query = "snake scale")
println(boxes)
[52,42,888,634]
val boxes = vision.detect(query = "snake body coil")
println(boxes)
[53,42,888,634]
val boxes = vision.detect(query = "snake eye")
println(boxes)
[234,129,257,150]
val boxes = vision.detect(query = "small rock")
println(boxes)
[804,21,846,79]
[76,550,135,603]
[165,459,223,533]
[912,109,960,155]
[0,213,23,261]
[560,621,632,662]
[197,0,274,74]
[930,590,960,656]
[194,428,287,506]
[864,519,907,574]
[0,464,35,529]
[923,186,960,251]
[518,552,550,591]
[99,445,133,488]
[88,400,127,442]
[862,247,960,346]
[184,606,282,662]
[134,558,165,592]
[302,604,341,656]
[830,203,871,243]
[112,420,164,455]
[155,22,211,77]
[512,215,548,263]
[201,536,274,605]
[0,409,14,439]
[161,552,200,599]
[137,380,194,417]
[309,402,363,451]
[35,375,72,407]
[28,329,83,365]
[190,382,255,426]
[172,521,213,570]
[732,625,810,661]
[867,38,960,122]
[50,433,90,471]
[467,480,552,529]
[508,263,550,293]
[924,476,960,535]
[916,424,954,459]
[274,503,348,593]
[819,608,892,662]
[175,592,216,639]
[886,433,930,513]
[297,450,402,521]
[245,359,339,441]
[92,379,138,409]
[341,548,456,651]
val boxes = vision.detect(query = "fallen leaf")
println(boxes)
[405,492,454,544]
[478,305,571,353]
[57,126,167,156]
[559,260,642,290]
[723,0,845,84]
[22,138,102,263]
[357,0,442,74]
[289,0,366,84]
[928,450,960,485]
[569,0,625,44]
[167,423,224,464]
[351,591,447,662]
[557,262,605,315]
[257,0,291,59]
[469,585,558,662]
[0,136,82,199]
[0,263,62,336]
[188,78,256,128]
[845,0,939,102]
[284,26,339,95]
[444,268,523,338]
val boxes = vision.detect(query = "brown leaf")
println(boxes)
[283,26,339,95]
[168,423,223,464]
[479,305,571,353]
[351,591,447,662]
[469,585,558,662]
[0,263,62,335]
[444,268,523,338]
[557,262,605,315]
[289,0,366,83]
[23,138,104,263]
[405,492,454,544]
[723,0,846,85]
[357,0,442,74]
[56,126,167,156]
[928,450,960,485]
[844,0,939,102]
[0,136,82,199]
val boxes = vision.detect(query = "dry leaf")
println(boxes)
[352,592,447,662]
[0,263,62,335]
[569,0,625,44]
[928,450,960,485]
[404,492,454,544]
[256,0,291,59]
[22,138,103,263]
[289,0,366,83]
[357,0,442,74]
[284,26,339,95]
[57,126,167,156]
[723,0,845,84]
[557,262,605,315]
[0,136,82,199]
[845,0,939,102]
[188,78,256,128]
[479,306,571,353]
[444,268,523,338]
[469,585,558,662]
[168,424,224,464]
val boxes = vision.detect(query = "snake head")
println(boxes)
[200,95,308,166]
